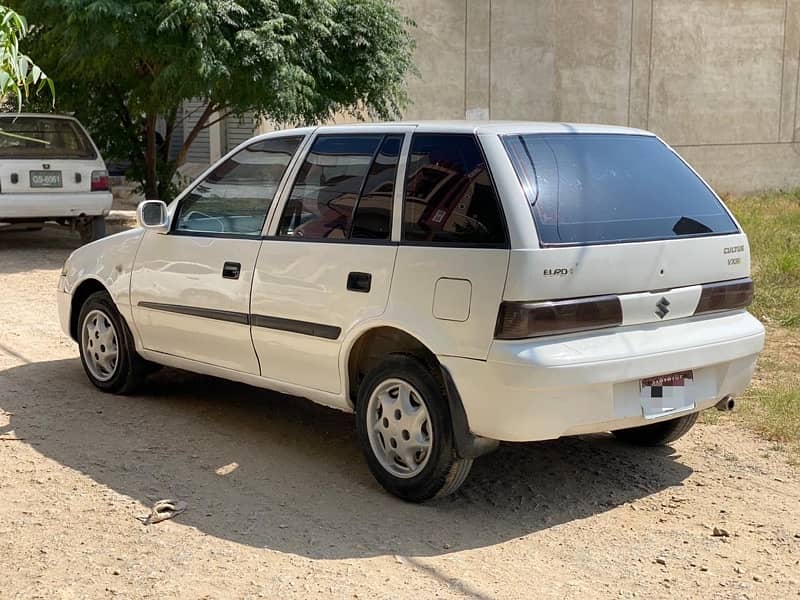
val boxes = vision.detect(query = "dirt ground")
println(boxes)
[1,226,799,600]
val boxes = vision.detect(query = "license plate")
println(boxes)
[640,370,695,419]
[30,170,62,188]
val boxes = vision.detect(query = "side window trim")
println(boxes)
[165,133,310,239]
[345,134,388,240]
[260,131,317,236]
[264,127,416,242]
[391,131,414,242]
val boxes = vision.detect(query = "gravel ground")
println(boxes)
[1,225,798,600]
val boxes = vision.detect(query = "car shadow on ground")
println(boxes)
[0,358,693,559]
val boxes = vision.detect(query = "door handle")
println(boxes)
[347,271,372,293]
[222,262,241,280]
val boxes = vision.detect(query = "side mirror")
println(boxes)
[136,200,169,234]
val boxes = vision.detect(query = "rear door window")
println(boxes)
[0,116,97,159]
[402,133,506,246]
[277,134,402,240]
[503,133,739,245]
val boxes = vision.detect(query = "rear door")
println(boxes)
[129,134,305,373]
[251,127,411,394]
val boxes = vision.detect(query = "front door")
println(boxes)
[250,129,410,395]
[130,134,305,373]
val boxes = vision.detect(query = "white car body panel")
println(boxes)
[129,232,262,374]
[385,247,509,358]
[251,240,398,396]
[57,120,766,444]
[444,311,763,441]
[57,228,146,336]
[0,114,112,220]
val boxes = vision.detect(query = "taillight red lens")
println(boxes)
[495,295,623,340]
[91,170,109,192]
[694,278,753,315]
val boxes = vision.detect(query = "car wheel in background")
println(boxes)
[612,412,699,446]
[78,216,106,244]
[355,354,473,502]
[77,291,148,394]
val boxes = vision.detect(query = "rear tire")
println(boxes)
[78,216,106,244]
[612,412,698,446]
[355,354,472,502]
[77,291,148,394]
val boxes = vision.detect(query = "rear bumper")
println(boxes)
[442,311,765,442]
[0,192,112,219]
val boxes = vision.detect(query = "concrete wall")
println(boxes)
[400,0,800,193]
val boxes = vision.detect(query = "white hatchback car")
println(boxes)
[57,122,765,501]
[0,113,111,241]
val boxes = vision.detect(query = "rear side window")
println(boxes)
[402,133,506,246]
[278,134,401,240]
[174,136,302,236]
[0,116,97,159]
[503,133,739,245]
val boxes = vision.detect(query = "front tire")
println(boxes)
[355,354,472,502]
[612,412,698,446]
[77,291,147,394]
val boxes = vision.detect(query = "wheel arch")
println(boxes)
[345,325,440,411]
[344,324,499,460]
[69,278,110,341]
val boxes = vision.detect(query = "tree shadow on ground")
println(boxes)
[0,358,693,559]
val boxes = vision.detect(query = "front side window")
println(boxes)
[402,133,506,246]
[503,133,739,245]
[174,136,302,236]
[277,134,401,240]
[0,116,96,159]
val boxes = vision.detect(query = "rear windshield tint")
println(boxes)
[0,116,97,159]
[502,133,738,245]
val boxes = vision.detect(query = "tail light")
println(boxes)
[694,278,753,315]
[91,170,109,192]
[495,295,623,340]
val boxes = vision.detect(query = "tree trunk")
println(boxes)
[175,102,217,169]
[144,113,159,199]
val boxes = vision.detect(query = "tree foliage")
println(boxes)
[0,5,53,110]
[11,0,415,199]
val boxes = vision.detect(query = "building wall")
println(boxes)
[184,0,800,194]
[400,0,800,193]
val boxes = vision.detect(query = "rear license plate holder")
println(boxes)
[640,370,695,419]
[30,170,62,188]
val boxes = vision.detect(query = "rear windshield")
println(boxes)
[502,133,738,245]
[0,116,97,159]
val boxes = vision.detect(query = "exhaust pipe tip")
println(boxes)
[715,395,735,412]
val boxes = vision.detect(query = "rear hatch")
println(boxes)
[499,132,750,334]
[0,115,100,194]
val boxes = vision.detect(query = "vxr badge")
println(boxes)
[655,297,671,319]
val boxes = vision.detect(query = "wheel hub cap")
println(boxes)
[81,309,119,382]
[366,378,433,478]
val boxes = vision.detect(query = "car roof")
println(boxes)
[312,120,654,136]
[0,112,80,121]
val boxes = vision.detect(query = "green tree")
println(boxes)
[11,0,415,200]
[0,5,53,109]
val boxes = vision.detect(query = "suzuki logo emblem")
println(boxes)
[655,297,671,319]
